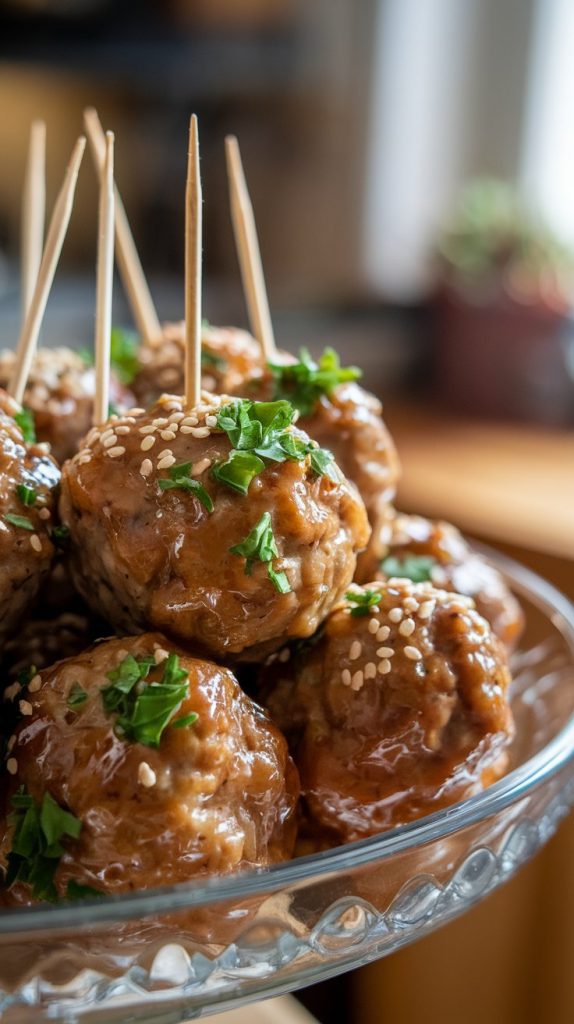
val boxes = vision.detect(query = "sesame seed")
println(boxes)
[127,408,145,416]
[418,601,435,620]
[389,608,403,623]
[19,699,33,716]
[141,435,156,451]
[100,428,115,442]
[139,458,153,478]
[399,618,416,637]
[182,416,198,426]
[341,669,352,686]
[191,426,210,438]
[139,424,156,435]
[102,434,118,448]
[38,508,51,520]
[168,412,185,423]
[368,618,380,634]
[378,659,391,675]
[30,534,42,552]
[158,449,173,459]
[205,414,218,427]
[404,598,419,612]
[364,662,377,679]
[6,758,18,776]
[154,648,169,664]
[28,674,42,693]
[107,446,126,459]
[376,646,394,658]
[179,425,195,434]
[404,646,423,661]
[376,625,390,641]
[160,430,177,441]
[351,670,364,691]
[152,418,169,427]
[349,640,362,661]
[115,425,130,435]
[157,455,176,470]
[191,457,211,476]
[138,762,157,788]
[4,682,21,701]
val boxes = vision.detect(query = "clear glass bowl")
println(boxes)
[1,549,573,1024]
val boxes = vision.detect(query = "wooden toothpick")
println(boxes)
[9,136,86,405]
[21,120,46,321]
[83,107,162,347]
[185,114,202,408]
[94,132,115,426]
[225,135,276,359]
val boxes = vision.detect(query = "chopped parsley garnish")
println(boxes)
[158,462,213,512]
[212,399,334,495]
[66,879,104,901]
[202,349,226,372]
[270,347,362,416]
[67,683,88,709]
[14,407,36,444]
[101,653,197,747]
[50,524,70,549]
[4,513,34,531]
[110,327,140,385]
[380,554,436,583]
[230,512,291,594]
[172,711,199,729]
[345,588,383,616]
[16,483,36,507]
[309,447,338,482]
[4,788,82,903]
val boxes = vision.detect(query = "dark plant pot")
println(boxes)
[431,284,574,425]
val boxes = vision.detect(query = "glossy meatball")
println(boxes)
[0,633,299,905]
[1,609,106,686]
[0,389,60,645]
[131,322,266,407]
[263,579,514,845]
[59,392,370,659]
[0,347,135,463]
[358,512,524,650]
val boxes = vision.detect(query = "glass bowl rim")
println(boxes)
[1,545,573,934]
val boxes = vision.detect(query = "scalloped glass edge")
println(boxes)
[0,544,573,934]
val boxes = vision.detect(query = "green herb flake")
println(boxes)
[230,512,292,594]
[16,484,36,507]
[110,327,140,385]
[4,513,34,531]
[172,712,199,729]
[212,399,334,495]
[380,554,436,584]
[50,524,70,550]
[4,788,82,903]
[14,407,36,444]
[67,683,88,710]
[270,347,362,416]
[66,879,104,901]
[17,664,37,688]
[345,588,383,617]
[309,447,339,482]
[101,652,195,747]
[158,462,214,512]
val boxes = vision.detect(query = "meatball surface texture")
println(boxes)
[263,579,514,844]
[59,393,370,658]
[0,389,60,644]
[132,322,265,407]
[0,633,299,904]
[0,347,134,463]
[358,512,524,649]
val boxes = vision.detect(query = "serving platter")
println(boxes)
[0,547,572,1024]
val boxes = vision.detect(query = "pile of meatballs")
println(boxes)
[0,325,523,906]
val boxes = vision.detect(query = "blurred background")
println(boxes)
[0,1,573,1022]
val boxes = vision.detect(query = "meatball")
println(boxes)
[1,609,106,686]
[358,512,524,650]
[0,389,60,646]
[263,579,514,845]
[0,633,299,905]
[0,347,135,463]
[59,392,370,659]
[131,322,265,407]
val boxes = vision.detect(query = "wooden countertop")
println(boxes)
[386,402,574,560]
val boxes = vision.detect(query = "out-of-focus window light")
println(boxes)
[520,0,574,248]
